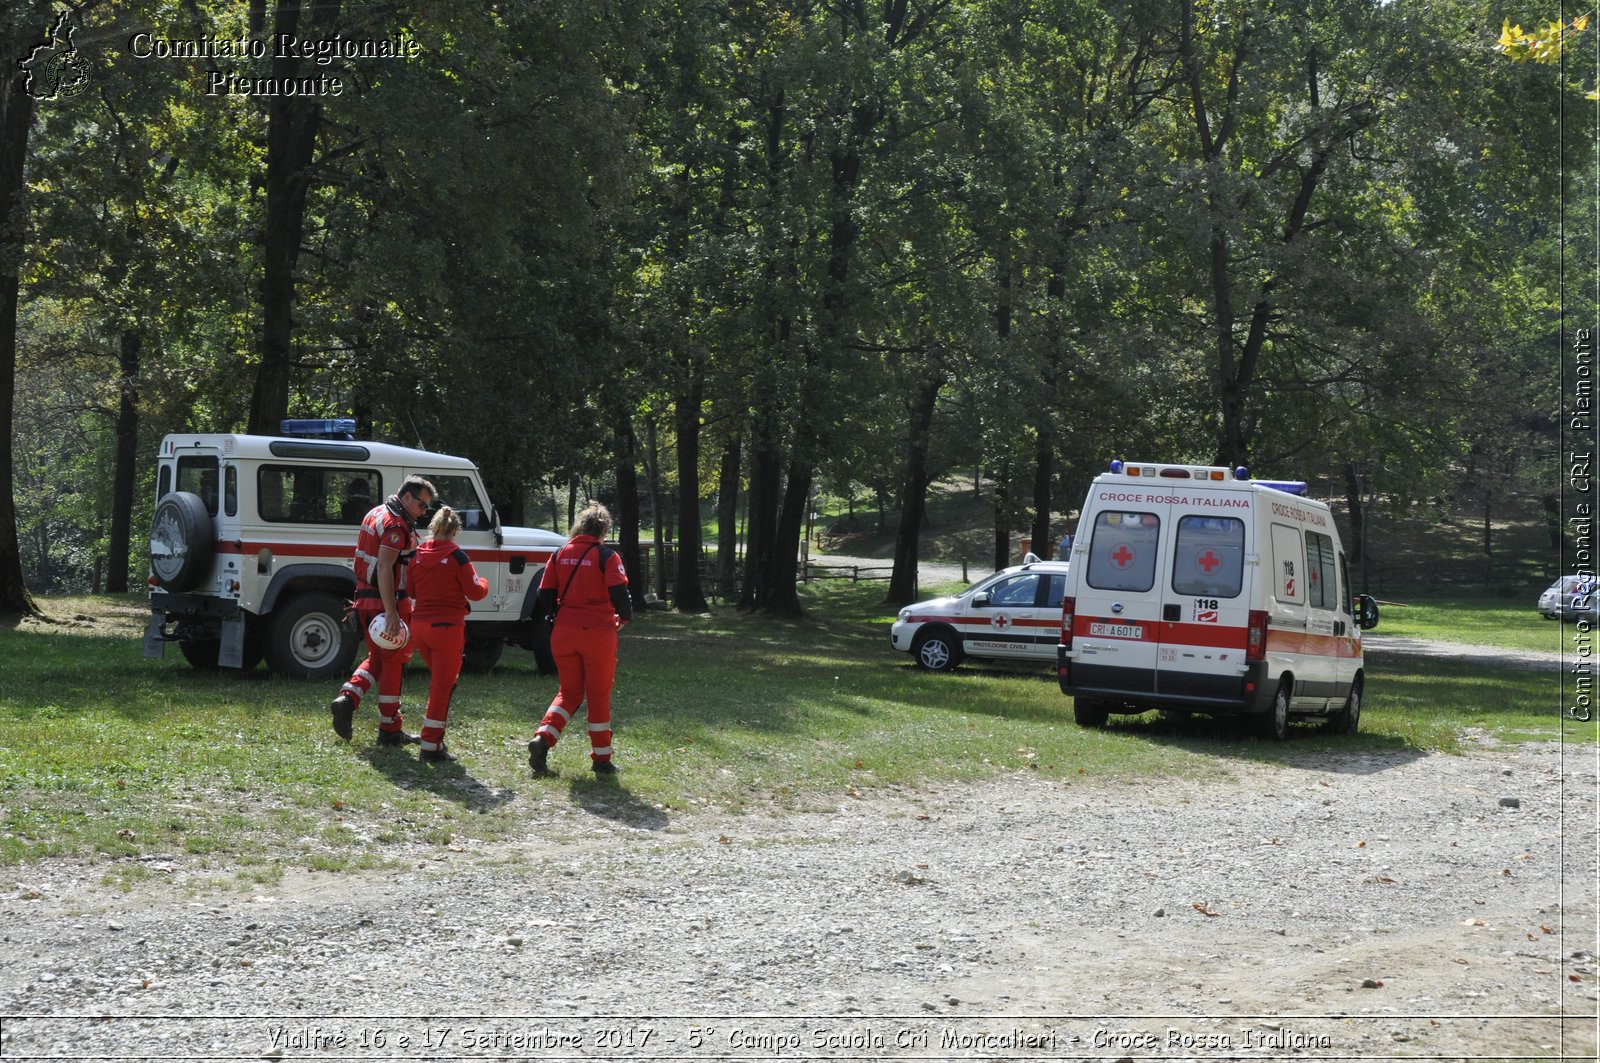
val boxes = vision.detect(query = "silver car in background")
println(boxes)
[1539,575,1600,622]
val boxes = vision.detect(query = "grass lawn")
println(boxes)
[0,585,1584,882]
[1368,596,1569,654]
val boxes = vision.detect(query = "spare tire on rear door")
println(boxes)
[149,491,215,592]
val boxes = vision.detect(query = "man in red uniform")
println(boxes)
[330,475,435,745]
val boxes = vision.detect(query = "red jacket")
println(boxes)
[409,538,490,622]
[539,535,630,628]
[354,498,418,605]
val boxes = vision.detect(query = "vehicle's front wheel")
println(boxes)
[1326,676,1362,734]
[912,628,962,672]
[264,592,358,680]
[1256,681,1290,741]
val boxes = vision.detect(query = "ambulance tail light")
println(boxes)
[1246,609,1269,661]
[1158,468,1190,478]
[1061,596,1075,650]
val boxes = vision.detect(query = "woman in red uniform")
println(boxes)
[408,505,489,763]
[528,501,632,776]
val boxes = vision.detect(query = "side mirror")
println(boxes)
[972,591,991,607]
[1355,594,1380,630]
[491,507,503,548]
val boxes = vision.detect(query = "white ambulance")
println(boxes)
[1057,460,1379,738]
[142,421,566,679]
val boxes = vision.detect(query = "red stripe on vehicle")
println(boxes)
[216,541,554,565]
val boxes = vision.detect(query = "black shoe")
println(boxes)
[377,729,420,747]
[419,745,455,764]
[330,695,355,741]
[591,759,618,776]
[528,738,550,776]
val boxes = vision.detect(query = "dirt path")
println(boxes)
[2,741,1594,1061]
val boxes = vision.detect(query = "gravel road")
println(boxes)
[2,737,1595,1061]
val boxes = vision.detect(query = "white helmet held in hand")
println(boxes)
[367,613,410,651]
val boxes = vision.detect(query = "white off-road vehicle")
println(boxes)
[143,420,565,679]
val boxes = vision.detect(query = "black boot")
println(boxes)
[528,738,550,776]
[420,744,455,764]
[377,729,420,746]
[330,695,355,741]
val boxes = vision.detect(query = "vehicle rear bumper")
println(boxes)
[1057,649,1275,714]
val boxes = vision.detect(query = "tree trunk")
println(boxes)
[714,434,741,600]
[1030,426,1053,560]
[674,364,709,613]
[759,460,810,616]
[0,48,40,620]
[1343,463,1365,563]
[887,372,944,605]
[993,469,1010,572]
[644,417,667,602]
[739,407,782,610]
[106,329,141,593]
[614,420,645,607]
[248,0,342,434]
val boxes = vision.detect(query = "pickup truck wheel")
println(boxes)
[912,628,962,672]
[264,592,358,680]
[462,637,505,673]
[1073,697,1110,728]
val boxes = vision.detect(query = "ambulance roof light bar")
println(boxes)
[1108,459,1231,482]
[1257,480,1309,496]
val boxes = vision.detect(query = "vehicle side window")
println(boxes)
[1269,523,1305,604]
[1171,516,1245,598]
[157,465,171,499]
[1086,511,1159,592]
[223,466,237,517]
[257,465,375,524]
[415,473,491,532]
[1043,573,1067,609]
[176,457,219,516]
[1307,531,1337,610]
[987,574,1041,607]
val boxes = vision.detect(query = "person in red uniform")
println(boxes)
[330,475,435,745]
[528,501,632,776]
[408,505,490,763]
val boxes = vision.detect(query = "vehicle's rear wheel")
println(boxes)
[264,592,358,680]
[462,637,505,673]
[912,628,962,672]
[179,637,222,670]
[1326,676,1362,734]
[1256,681,1290,740]
[1073,697,1110,728]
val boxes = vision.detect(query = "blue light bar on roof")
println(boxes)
[281,418,357,440]
[1257,480,1309,496]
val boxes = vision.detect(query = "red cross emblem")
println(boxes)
[992,613,1012,631]
[1111,545,1135,568]
[1197,550,1220,573]
[1310,569,1320,586]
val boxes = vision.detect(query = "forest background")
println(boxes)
[0,0,1592,619]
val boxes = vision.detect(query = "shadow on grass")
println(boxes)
[1087,709,1431,772]
[355,745,517,812]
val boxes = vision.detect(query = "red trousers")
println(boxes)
[536,622,617,763]
[340,604,414,736]
[412,619,464,752]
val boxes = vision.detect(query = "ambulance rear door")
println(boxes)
[1073,498,1170,695]
[1158,502,1251,700]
